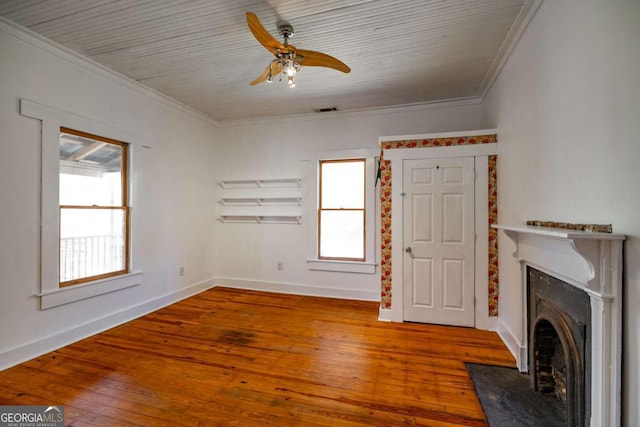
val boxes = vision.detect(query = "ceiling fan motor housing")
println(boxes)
[278,23,294,42]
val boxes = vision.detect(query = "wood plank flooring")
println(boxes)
[0,287,515,426]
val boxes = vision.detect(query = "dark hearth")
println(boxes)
[528,268,591,426]
[466,363,566,426]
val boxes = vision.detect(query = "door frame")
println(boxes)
[378,131,497,330]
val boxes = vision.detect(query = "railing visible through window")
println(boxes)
[60,235,125,283]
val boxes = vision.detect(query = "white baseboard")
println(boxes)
[215,277,380,302]
[379,307,500,329]
[378,307,403,322]
[496,317,528,372]
[476,315,499,331]
[0,279,215,371]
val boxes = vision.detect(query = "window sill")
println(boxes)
[306,259,377,274]
[37,271,144,310]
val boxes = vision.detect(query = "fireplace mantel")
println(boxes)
[495,224,624,295]
[493,224,624,427]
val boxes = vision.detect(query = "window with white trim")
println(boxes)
[59,128,130,286]
[318,159,366,261]
[20,99,144,309]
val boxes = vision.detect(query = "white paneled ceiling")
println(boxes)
[0,0,536,122]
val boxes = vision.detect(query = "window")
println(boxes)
[59,128,129,286]
[318,159,365,261]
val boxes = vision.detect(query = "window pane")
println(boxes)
[319,210,364,259]
[321,160,364,209]
[59,130,123,206]
[60,208,126,282]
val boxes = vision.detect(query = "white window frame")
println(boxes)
[20,99,147,309]
[318,158,366,262]
[305,148,378,274]
[59,127,131,287]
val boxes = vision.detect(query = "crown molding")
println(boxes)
[217,96,483,128]
[0,17,221,128]
[477,0,545,101]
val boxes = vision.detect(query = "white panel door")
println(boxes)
[403,157,475,327]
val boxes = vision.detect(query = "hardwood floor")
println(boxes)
[0,287,515,426]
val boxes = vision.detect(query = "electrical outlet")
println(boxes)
[179,267,185,276]
[277,262,283,271]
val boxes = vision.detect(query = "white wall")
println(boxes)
[214,105,489,300]
[0,23,218,367]
[483,0,640,424]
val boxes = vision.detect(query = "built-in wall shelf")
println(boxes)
[217,215,302,224]
[217,177,303,225]
[218,178,302,189]
[218,197,302,206]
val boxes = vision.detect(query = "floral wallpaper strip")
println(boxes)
[379,134,498,314]
[380,135,497,150]
[488,155,499,316]
[380,158,392,308]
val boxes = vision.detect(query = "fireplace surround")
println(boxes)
[493,224,624,427]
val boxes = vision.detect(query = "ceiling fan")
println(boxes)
[246,12,351,87]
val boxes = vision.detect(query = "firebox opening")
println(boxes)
[528,267,590,426]
[534,320,568,403]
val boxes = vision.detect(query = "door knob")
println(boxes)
[405,247,412,253]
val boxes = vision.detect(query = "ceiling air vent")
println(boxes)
[313,106,339,113]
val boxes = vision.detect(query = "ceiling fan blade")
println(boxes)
[250,62,283,86]
[296,49,351,73]
[246,12,286,55]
